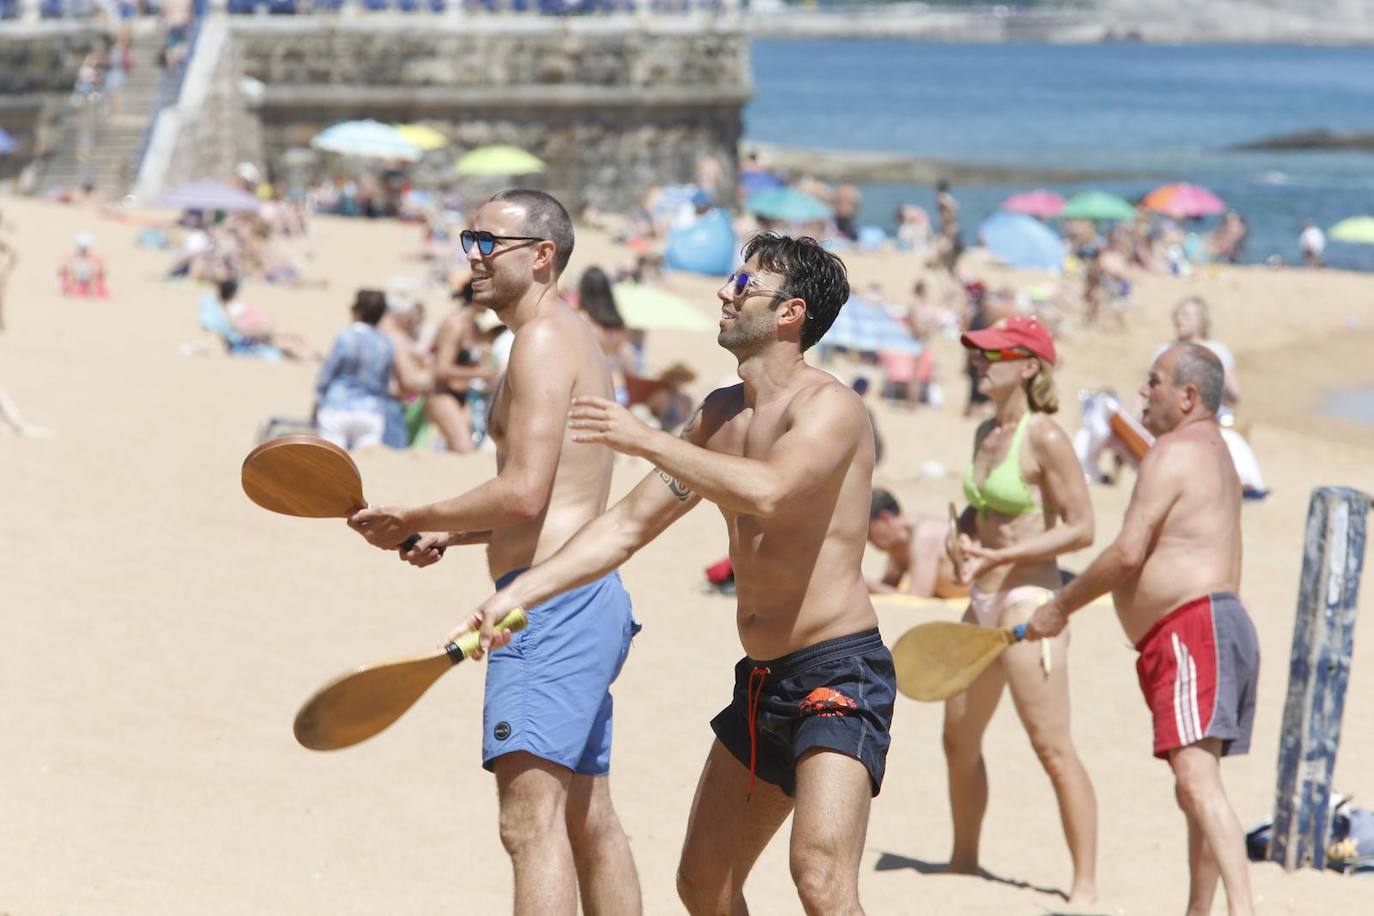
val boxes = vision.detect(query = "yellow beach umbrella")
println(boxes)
[455,145,546,176]
[395,124,449,152]
[1329,217,1374,245]
[612,283,717,333]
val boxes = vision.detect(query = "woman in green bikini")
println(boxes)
[946,315,1099,906]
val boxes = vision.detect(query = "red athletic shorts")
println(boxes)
[1134,593,1259,760]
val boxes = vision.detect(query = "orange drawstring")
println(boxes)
[746,666,771,800]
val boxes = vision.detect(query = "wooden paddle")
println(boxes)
[294,607,529,751]
[241,435,464,554]
[893,620,1029,702]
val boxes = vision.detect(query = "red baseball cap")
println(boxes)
[961,315,1057,365]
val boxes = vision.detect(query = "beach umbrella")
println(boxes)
[612,283,717,332]
[738,169,785,197]
[1060,191,1136,222]
[155,179,262,212]
[1000,189,1064,218]
[1141,183,1226,219]
[0,127,15,156]
[311,119,421,161]
[454,145,546,176]
[394,123,449,152]
[978,212,1065,271]
[744,187,832,223]
[1329,217,1374,245]
[820,297,921,355]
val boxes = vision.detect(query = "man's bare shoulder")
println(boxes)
[787,373,868,426]
[1136,426,1203,485]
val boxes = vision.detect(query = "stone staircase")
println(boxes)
[39,28,168,197]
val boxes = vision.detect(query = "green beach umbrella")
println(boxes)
[612,283,717,332]
[1329,217,1374,245]
[1060,191,1137,222]
[455,145,546,176]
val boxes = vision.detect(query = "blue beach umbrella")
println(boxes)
[311,119,421,162]
[978,212,1066,271]
[820,297,921,355]
[745,187,833,223]
[0,128,15,156]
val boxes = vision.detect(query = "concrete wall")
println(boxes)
[233,17,751,211]
[0,23,106,181]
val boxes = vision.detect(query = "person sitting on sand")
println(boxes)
[197,278,314,362]
[59,234,108,298]
[866,488,967,599]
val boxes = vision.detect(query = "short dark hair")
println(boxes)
[489,189,574,275]
[1170,343,1224,414]
[351,288,388,326]
[218,278,238,302]
[741,233,849,351]
[870,487,901,521]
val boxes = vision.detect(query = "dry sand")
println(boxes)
[1,195,1371,914]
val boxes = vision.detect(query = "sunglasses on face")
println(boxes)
[978,347,1033,362]
[726,270,791,301]
[460,230,546,256]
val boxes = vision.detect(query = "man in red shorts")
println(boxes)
[1026,342,1258,916]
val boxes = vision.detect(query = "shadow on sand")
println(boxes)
[874,851,1066,899]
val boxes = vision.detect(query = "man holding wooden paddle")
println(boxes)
[347,191,644,915]
[461,234,895,915]
[1026,343,1259,916]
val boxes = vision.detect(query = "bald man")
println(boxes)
[1027,342,1258,916]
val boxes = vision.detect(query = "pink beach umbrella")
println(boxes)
[1141,183,1227,219]
[1001,189,1065,218]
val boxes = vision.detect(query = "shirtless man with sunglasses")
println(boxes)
[459,234,896,915]
[349,190,643,915]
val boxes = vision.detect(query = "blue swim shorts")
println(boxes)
[482,568,640,776]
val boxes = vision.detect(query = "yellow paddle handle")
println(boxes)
[446,607,529,662]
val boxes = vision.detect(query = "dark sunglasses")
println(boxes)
[460,230,545,256]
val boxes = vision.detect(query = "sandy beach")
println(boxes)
[1,194,1371,914]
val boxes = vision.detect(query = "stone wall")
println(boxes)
[0,23,106,179]
[232,18,751,212]
[159,18,264,193]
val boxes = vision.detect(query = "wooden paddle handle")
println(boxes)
[398,533,445,558]
[444,607,529,663]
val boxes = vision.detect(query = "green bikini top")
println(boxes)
[963,412,1040,516]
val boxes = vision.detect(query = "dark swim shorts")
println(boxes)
[711,628,896,797]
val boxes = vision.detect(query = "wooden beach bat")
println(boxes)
[241,435,483,553]
[893,620,1034,702]
[293,607,529,751]
[1109,409,1155,462]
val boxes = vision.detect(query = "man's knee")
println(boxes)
[1170,748,1222,815]
[942,723,981,765]
[790,846,855,913]
[567,784,623,847]
[676,862,732,916]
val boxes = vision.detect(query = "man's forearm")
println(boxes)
[408,476,540,534]
[502,511,637,610]
[638,431,776,515]
[1057,540,1138,614]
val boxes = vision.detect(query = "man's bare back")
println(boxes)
[1113,420,1243,644]
[688,373,877,660]
[484,304,615,580]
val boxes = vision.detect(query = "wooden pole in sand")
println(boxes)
[1269,486,1370,872]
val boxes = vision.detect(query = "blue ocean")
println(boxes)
[746,40,1374,271]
